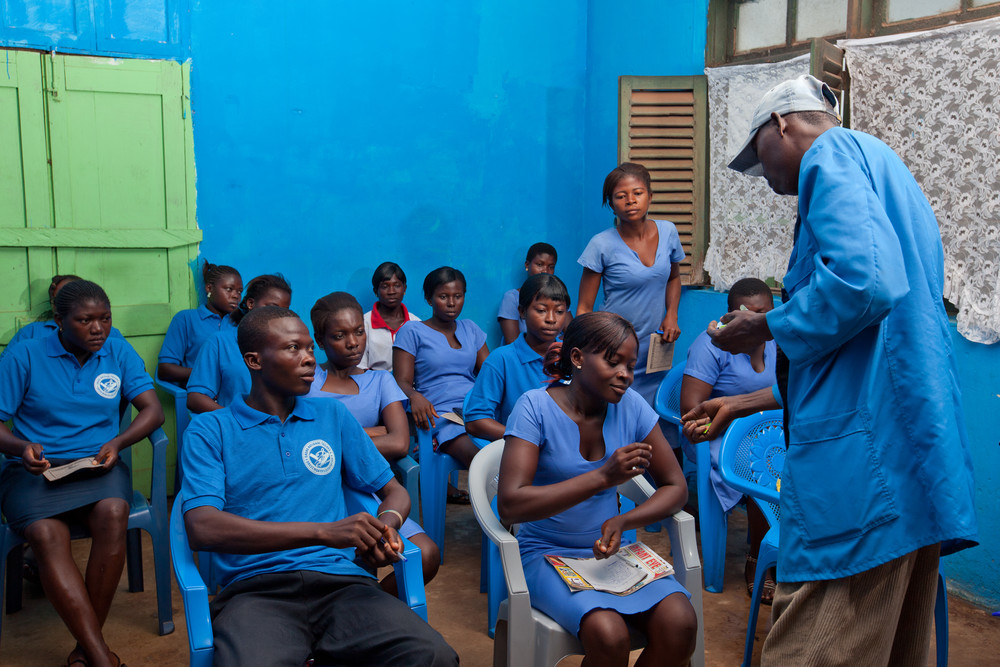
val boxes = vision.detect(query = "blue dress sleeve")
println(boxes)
[683,332,725,386]
[624,390,660,441]
[375,371,406,411]
[158,310,189,365]
[498,289,521,320]
[187,333,223,399]
[504,390,545,447]
[466,320,488,350]
[765,140,909,364]
[392,321,420,357]
[661,220,686,265]
[578,231,610,274]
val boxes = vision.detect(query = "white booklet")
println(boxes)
[545,542,674,596]
[646,334,674,373]
[43,457,102,482]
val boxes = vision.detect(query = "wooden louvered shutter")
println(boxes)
[618,75,708,285]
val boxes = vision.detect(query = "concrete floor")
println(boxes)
[1,497,998,666]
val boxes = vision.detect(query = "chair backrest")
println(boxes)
[653,362,687,425]
[717,410,784,526]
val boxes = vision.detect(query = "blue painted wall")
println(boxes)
[188,2,589,345]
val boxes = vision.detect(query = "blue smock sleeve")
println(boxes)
[187,334,223,399]
[771,384,784,408]
[376,371,406,411]
[662,221,686,265]
[470,320,488,350]
[766,143,910,364]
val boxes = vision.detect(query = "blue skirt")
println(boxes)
[519,529,690,636]
[0,458,131,534]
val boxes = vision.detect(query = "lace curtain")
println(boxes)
[842,19,1000,344]
[704,56,810,291]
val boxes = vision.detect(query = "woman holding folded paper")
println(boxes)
[0,280,163,667]
[497,312,696,666]
[576,162,685,407]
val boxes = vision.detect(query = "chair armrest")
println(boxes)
[155,373,187,399]
[664,510,702,591]
[146,428,168,506]
[393,536,427,620]
[392,454,418,477]
[169,497,214,652]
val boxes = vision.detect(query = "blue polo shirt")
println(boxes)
[2,320,124,359]
[0,333,153,459]
[158,305,236,368]
[186,327,247,408]
[465,333,547,425]
[180,396,395,589]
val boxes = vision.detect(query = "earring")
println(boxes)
[574,364,582,370]
[208,291,213,299]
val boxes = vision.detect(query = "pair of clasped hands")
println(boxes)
[333,513,405,567]
[20,441,125,475]
[593,441,652,561]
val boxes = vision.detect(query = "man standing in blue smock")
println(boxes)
[712,75,978,665]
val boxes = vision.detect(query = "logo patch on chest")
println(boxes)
[301,439,335,475]
[94,373,121,399]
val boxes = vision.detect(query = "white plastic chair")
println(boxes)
[469,439,705,667]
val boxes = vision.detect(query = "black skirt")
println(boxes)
[0,458,131,534]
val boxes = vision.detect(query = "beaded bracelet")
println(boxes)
[377,509,404,528]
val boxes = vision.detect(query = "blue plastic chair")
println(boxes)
[392,454,421,529]
[0,428,175,640]
[653,361,687,437]
[415,423,462,563]
[718,411,950,666]
[154,371,190,491]
[170,488,427,667]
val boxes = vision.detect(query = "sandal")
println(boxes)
[446,489,471,505]
[745,553,776,605]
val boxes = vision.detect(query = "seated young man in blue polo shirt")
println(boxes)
[179,306,458,667]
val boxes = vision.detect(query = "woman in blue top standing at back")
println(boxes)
[186,274,291,414]
[157,262,243,388]
[393,267,489,479]
[577,163,685,406]
[0,280,164,667]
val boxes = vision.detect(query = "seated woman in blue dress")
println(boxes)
[680,277,777,603]
[497,312,696,666]
[308,291,440,592]
[0,280,164,667]
[393,267,489,499]
[466,273,570,442]
[3,274,124,358]
[157,261,243,388]
[186,274,291,414]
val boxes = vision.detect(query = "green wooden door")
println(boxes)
[0,50,200,491]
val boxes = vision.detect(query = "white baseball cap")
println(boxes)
[728,74,841,176]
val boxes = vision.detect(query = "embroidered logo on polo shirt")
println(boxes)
[302,439,335,475]
[94,373,121,399]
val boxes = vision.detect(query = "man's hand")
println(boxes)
[321,513,388,553]
[359,524,404,568]
[681,397,733,443]
[708,309,771,354]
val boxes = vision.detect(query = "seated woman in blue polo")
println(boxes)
[0,279,164,667]
[157,262,243,388]
[186,274,291,414]
[465,273,570,442]
[2,274,123,357]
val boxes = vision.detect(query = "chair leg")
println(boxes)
[935,572,948,667]
[697,441,727,592]
[126,528,144,593]
[150,523,175,635]
[486,540,505,638]
[5,543,24,615]
[743,532,778,667]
